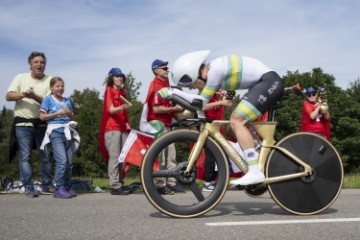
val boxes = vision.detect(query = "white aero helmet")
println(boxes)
[171,50,210,87]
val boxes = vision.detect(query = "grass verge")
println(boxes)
[343,173,360,188]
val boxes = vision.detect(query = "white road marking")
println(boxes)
[206,218,360,226]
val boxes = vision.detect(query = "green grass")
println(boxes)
[343,173,360,188]
[91,176,141,190]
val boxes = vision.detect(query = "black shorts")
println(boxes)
[235,71,284,121]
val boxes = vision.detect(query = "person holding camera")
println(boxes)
[300,87,330,140]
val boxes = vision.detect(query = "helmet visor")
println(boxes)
[178,74,193,87]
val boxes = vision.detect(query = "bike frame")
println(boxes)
[185,119,313,185]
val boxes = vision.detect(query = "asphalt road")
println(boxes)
[0,189,359,240]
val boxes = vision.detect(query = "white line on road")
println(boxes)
[206,218,360,226]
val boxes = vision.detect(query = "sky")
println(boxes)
[1,0,359,109]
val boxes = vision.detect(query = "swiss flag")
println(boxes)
[118,130,158,172]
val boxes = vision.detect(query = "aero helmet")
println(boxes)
[171,50,210,87]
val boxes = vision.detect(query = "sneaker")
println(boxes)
[53,187,73,199]
[157,186,175,195]
[202,181,216,192]
[25,187,39,198]
[129,182,143,192]
[66,187,77,197]
[230,171,265,186]
[40,185,54,195]
[167,183,185,193]
[2,176,14,191]
[122,185,135,194]
[110,186,130,195]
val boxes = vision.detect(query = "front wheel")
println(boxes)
[141,129,229,218]
[266,132,343,215]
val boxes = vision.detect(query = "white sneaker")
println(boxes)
[230,171,265,186]
[202,181,216,192]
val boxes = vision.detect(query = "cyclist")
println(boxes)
[159,50,284,186]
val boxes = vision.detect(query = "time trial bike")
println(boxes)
[140,92,343,218]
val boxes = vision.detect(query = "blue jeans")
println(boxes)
[50,131,74,189]
[15,126,53,189]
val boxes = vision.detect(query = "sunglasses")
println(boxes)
[307,93,316,97]
[157,67,168,71]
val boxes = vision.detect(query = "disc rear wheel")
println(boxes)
[266,132,343,215]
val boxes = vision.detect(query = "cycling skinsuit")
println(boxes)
[199,55,284,122]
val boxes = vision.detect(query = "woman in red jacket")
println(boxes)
[99,68,132,195]
[300,87,330,140]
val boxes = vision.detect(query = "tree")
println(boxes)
[0,107,19,177]
[69,88,106,177]
[124,72,142,102]
[124,72,143,130]
[332,78,360,172]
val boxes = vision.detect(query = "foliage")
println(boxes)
[0,107,19,177]
[343,173,360,188]
[124,72,142,102]
[69,88,105,177]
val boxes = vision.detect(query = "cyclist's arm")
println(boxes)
[203,99,233,111]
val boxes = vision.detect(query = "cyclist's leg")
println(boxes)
[230,71,283,186]
[229,112,264,185]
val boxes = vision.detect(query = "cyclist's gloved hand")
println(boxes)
[158,88,173,100]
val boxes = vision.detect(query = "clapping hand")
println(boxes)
[22,87,36,99]
[59,107,71,116]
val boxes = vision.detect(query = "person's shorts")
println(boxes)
[234,71,284,122]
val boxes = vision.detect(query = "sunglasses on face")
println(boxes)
[157,67,168,71]
[307,93,316,97]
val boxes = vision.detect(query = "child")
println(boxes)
[39,77,80,199]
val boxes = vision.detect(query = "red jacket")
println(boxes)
[205,94,224,120]
[300,100,330,140]
[145,77,174,126]
[99,86,131,161]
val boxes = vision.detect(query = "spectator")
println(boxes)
[39,77,80,199]
[99,68,132,195]
[300,87,330,140]
[6,51,54,198]
[139,59,184,195]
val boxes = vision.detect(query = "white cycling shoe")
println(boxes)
[230,171,265,186]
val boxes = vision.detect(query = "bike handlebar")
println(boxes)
[168,94,203,113]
